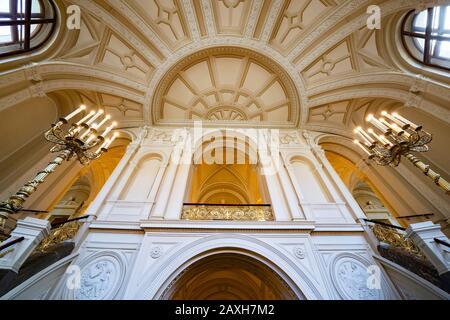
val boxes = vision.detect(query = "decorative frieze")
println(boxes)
[182,205,274,221]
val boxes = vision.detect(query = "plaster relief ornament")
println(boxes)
[148,128,173,143]
[332,255,383,300]
[150,246,163,259]
[280,132,300,144]
[302,129,315,145]
[66,252,126,300]
[75,260,115,300]
[293,247,305,259]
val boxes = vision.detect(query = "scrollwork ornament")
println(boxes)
[280,132,300,145]
[181,205,274,221]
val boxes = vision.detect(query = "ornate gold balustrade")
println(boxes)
[365,220,425,259]
[35,216,89,253]
[182,203,274,221]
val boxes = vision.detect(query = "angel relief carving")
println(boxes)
[75,260,115,300]
[334,259,382,300]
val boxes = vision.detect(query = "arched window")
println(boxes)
[0,0,56,58]
[402,5,450,71]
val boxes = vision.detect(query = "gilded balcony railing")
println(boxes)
[182,203,274,221]
[363,219,450,291]
[369,224,425,259]
[35,215,89,252]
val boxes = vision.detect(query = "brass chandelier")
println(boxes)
[353,111,450,194]
[0,105,119,239]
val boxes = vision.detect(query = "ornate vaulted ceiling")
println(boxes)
[153,47,299,125]
[0,0,449,136]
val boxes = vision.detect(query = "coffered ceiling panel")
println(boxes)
[154,48,298,124]
[128,0,191,49]
[75,90,144,123]
[270,0,337,53]
[305,98,405,135]
[211,0,253,35]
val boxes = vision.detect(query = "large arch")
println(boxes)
[150,46,302,126]
[135,234,325,300]
[160,252,300,300]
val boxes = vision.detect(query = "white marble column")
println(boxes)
[278,156,305,220]
[88,142,140,218]
[150,150,181,220]
[165,163,191,220]
[312,145,366,221]
[260,152,291,221]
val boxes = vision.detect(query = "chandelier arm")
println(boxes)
[0,107,114,240]
[404,153,450,194]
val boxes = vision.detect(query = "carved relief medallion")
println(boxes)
[63,251,126,300]
[331,254,383,300]
[293,247,305,259]
[150,246,163,259]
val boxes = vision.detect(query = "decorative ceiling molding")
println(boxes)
[287,0,370,61]
[151,46,300,125]
[260,0,284,42]
[210,0,252,36]
[106,0,172,56]
[0,0,448,135]
[308,86,450,124]
[144,39,308,126]
[308,87,411,107]
[201,0,217,36]
[244,0,264,38]
[0,78,147,112]
[180,0,201,41]
[37,62,148,92]
[70,0,162,65]
[270,0,338,54]
[293,0,422,70]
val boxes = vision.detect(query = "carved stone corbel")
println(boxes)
[24,63,42,82]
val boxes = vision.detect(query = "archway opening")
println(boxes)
[182,130,273,221]
[161,253,299,300]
